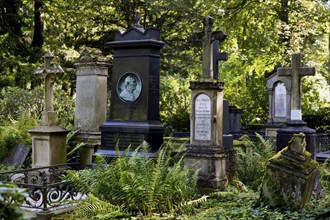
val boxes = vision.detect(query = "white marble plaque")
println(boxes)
[274,82,286,117]
[195,94,211,141]
[291,109,302,120]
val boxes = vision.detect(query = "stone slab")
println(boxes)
[2,143,30,168]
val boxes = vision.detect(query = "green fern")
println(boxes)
[67,144,199,217]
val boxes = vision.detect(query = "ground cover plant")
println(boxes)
[56,139,330,220]
[62,143,199,219]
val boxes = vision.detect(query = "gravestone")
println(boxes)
[29,51,69,168]
[276,53,317,159]
[74,48,109,168]
[185,16,228,193]
[229,105,242,134]
[261,133,319,210]
[264,67,292,137]
[99,17,165,160]
[2,143,30,168]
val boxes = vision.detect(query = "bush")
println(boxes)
[0,85,75,129]
[66,143,198,218]
[160,74,191,135]
[0,113,37,162]
[0,183,28,220]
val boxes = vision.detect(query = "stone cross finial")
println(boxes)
[35,51,64,126]
[277,53,315,121]
[133,15,141,28]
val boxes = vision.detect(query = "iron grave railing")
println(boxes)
[0,163,84,213]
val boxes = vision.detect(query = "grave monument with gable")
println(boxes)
[184,16,229,192]
[29,51,70,168]
[276,52,317,159]
[264,67,292,137]
[99,17,165,159]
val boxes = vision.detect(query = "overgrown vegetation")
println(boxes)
[234,133,276,191]
[0,183,30,220]
[0,113,37,163]
[64,143,198,218]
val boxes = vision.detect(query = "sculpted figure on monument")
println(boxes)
[118,73,142,102]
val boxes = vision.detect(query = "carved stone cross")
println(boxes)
[212,31,228,80]
[35,51,64,126]
[202,16,213,79]
[191,16,227,79]
[277,53,315,121]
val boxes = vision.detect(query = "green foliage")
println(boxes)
[234,133,276,191]
[320,158,330,193]
[0,183,28,220]
[66,144,198,217]
[0,85,75,129]
[61,194,129,220]
[160,74,191,135]
[0,113,37,162]
[303,102,330,132]
[191,187,330,220]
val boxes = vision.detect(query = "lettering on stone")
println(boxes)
[195,94,211,141]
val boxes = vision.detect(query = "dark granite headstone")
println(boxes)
[99,18,165,158]
[3,143,30,168]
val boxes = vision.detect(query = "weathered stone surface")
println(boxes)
[261,133,319,210]
[185,16,228,193]
[30,52,69,168]
[2,143,30,168]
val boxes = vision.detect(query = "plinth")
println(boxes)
[29,126,69,168]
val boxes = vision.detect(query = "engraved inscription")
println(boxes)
[195,94,211,141]
[103,133,145,150]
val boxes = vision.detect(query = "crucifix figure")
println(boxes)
[35,51,64,126]
[277,52,315,121]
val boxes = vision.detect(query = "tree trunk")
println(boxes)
[31,0,44,49]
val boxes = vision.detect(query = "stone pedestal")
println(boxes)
[262,133,319,210]
[74,49,109,167]
[99,22,165,160]
[277,121,317,160]
[185,81,228,193]
[29,126,69,168]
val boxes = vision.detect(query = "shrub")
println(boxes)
[0,183,28,220]
[160,74,191,135]
[66,143,198,217]
[0,113,37,162]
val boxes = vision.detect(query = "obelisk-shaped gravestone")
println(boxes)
[276,52,317,159]
[184,16,228,193]
[29,51,69,168]
[99,18,165,160]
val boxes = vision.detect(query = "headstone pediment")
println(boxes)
[266,72,292,91]
[115,26,160,41]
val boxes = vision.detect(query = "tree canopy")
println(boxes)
[0,0,329,129]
